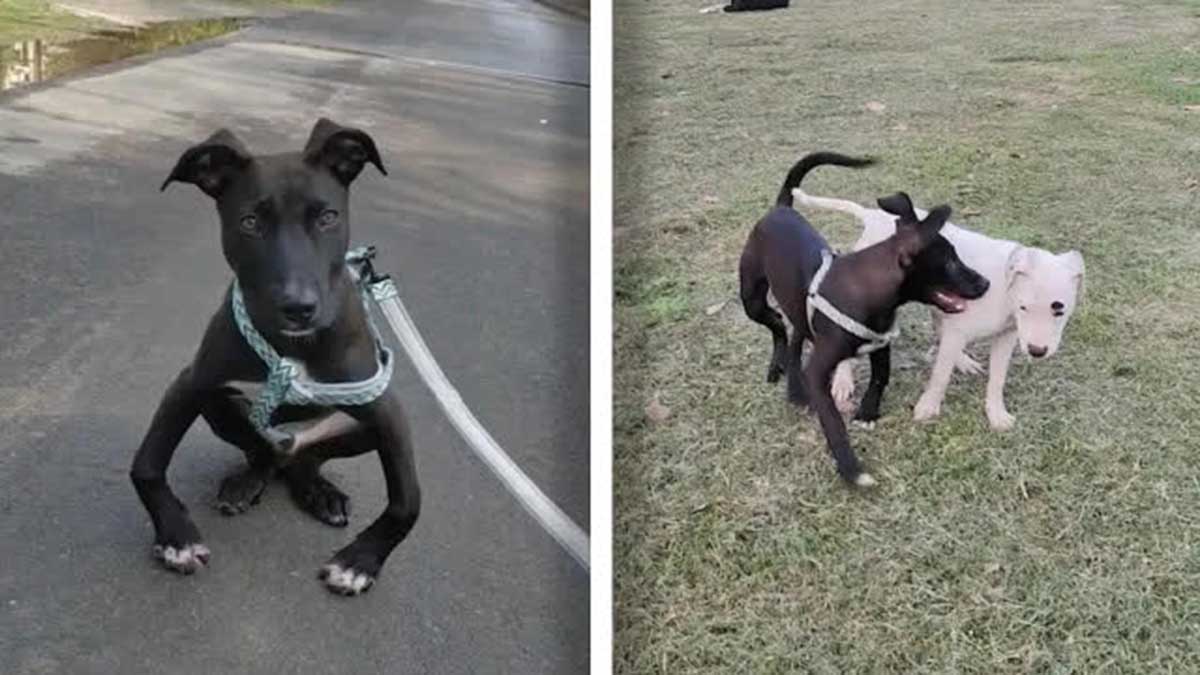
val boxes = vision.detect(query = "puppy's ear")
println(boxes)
[303,117,387,186]
[1005,246,1032,286]
[1060,250,1085,277]
[916,204,952,242]
[161,129,251,198]
[877,192,917,224]
[1061,250,1085,303]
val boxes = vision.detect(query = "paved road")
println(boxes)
[0,2,589,673]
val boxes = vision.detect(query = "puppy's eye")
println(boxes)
[1019,305,1027,311]
[317,209,340,230]
[239,214,260,236]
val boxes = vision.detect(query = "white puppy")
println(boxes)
[795,187,1084,431]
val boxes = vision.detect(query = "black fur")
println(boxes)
[132,119,419,595]
[739,153,989,484]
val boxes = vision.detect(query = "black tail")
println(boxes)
[775,152,875,207]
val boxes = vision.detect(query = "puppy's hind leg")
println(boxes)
[786,332,809,406]
[200,392,275,516]
[739,263,789,383]
[281,423,378,528]
[930,310,982,375]
[955,352,985,376]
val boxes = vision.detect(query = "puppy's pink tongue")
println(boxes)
[933,290,966,313]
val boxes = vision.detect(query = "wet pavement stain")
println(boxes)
[1,18,244,92]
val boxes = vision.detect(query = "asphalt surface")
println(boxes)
[0,2,589,673]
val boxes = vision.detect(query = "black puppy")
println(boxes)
[130,119,419,595]
[738,152,989,486]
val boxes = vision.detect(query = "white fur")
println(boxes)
[854,472,877,488]
[796,188,1084,431]
[322,563,374,595]
[153,543,210,574]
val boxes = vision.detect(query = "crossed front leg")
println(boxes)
[830,359,857,414]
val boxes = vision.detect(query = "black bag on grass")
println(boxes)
[724,0,789,11]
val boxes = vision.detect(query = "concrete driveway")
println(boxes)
[0,1,589,673]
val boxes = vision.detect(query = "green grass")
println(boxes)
[0,0,102,43]
[614,1,1200,672]
[0,0,334,45]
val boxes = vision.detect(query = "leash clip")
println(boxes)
[347,245,392,286]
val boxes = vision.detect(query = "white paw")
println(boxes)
[913,396,942,422]
[153,543,210,574]
[831,368,856,409]
[854,472,877,488]
[955,354,984,376]
[852,419,876,430]
[988,408,1016,431]
[320,563,375,596]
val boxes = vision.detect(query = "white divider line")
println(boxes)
[373,294,590,572]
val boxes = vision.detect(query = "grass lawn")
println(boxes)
[0,0,101,43]
[0,0,334,44]
[614,0,1200,672]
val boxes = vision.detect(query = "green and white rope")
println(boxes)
[231,248,394,440]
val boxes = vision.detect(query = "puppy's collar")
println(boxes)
[807,249,899,355]
[231,256,394,446]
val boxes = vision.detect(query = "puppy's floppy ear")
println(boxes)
[877,191,918,224]
[303,117,387,186]
[161,129,251,198]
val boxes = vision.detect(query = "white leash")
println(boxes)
[807,249,898,355]
[348,248,590,572]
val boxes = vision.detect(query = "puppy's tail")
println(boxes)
[775,152,874,207]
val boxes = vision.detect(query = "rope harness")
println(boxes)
[231,246,395,445]
[806,249,898,356]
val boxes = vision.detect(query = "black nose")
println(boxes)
[1028,345,1048,358]
[281,299,318,326]
[963,274,989,299]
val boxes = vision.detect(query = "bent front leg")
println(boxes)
[830,359,857,414]
[321,385,421,595]
[853,346,891,425]
[129,366,209,573]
